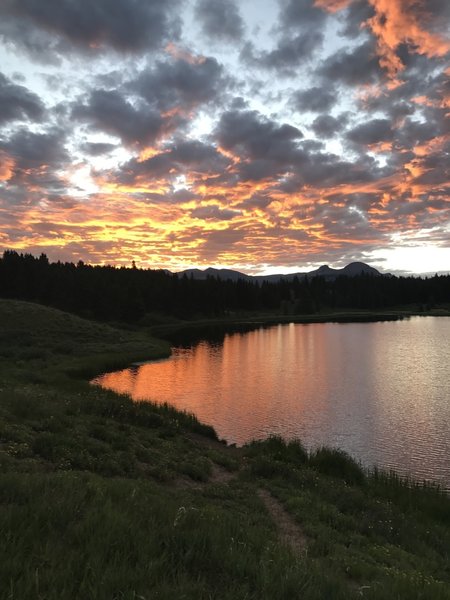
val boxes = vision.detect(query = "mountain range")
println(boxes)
[176,262,381,283]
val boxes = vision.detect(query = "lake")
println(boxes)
[93,317,450,488]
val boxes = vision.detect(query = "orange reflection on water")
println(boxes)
[96,325,336,443]
[94,319,450,487]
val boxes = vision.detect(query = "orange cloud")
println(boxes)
[368,141,393,153]
[314,0,353,12]
[365,0,450,85]
[413,135,449,157]
[137,146,164,162]
[0,152,15,181]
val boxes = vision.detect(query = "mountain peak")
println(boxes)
[176,262,381,282]
[342,262,380,276]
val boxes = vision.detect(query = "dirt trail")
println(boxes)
[257,488,307,555]
[209,463,237,484]
[182,432,307,555]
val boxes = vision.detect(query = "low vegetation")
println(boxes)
[1,299,449,599]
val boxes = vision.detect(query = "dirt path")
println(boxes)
[209,462,237,484]
[181,432,307,555]
[257,488,307,555]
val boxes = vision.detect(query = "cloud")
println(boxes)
[215,109,303,163]
[107,139,231,187]
[135,55,228,114]
[194,0,245,41]
[0,72,45,124]
[0,0,181,57]
[190,205,241,220]
[334,0,375,39]
[346,118,393,145]
[1,127,68,171]
[0,150,15,181]
[80,142,118,156]
[312,114,346,136]
[319,39,382,86]
[258,31,324,70]
[364,0,450,86]
[279,0,329,30]
[241,0,328,71]
[0,0,448,273]
[0,127,70,216]
[292,86,337,112]
[72,89,167,146]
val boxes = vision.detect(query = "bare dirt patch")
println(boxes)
[257,488,307,555]
[209,462,237,484]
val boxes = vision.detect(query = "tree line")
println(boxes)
[0,250,448,322]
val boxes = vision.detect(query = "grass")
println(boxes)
[1,299,450,599]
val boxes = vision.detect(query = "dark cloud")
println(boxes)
[0,72,45,124]
[292,86,336,113]
[135,57,228,113]
[195,0,244,41]
[0,18,64,65]
[190,205,241,220]
[337,0,374,39]
[110,139,230,185]
[319,40,381,86]
[214,109,393,187]
[72,90,166,146]
[235,193,274,211]
[0,128,69,202]
[396,117,442,148]
[426,0,450,35]
[0,0,181,57]
[346,119,394,145]
[277,149,387,190]
[216,109,303,163]
[1,128,68,170]
[413,152,450,186]
[237,159,291,182]
[303,137,326,149]
[240,0,326,71]
[199,227,247,261]
[169,139,229,170]
[80,142,118,156]
[311,114,345,137]
[259,31,324,70]
[278,0,328,31]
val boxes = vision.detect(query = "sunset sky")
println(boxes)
[0,0,449,275]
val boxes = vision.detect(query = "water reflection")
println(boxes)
[93,317,450,488]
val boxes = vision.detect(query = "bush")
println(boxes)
[245,436,308,465]
[309,447,366,485]
[249,456,293,479]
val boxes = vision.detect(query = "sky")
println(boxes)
[0,0,449,275]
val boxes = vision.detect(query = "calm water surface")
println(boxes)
[93,317,450,487]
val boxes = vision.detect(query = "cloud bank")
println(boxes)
[0,0,448,273]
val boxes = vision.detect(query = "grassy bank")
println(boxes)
[1,299,450,599]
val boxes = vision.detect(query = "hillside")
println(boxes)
[1,300,450,599]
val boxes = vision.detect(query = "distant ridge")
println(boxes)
[176,262,381,282]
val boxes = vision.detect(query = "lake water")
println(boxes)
[93,317,450,488]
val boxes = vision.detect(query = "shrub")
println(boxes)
[245,436,308,465]
[309,447,366,485]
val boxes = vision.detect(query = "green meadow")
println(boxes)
[1,299,449,599]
